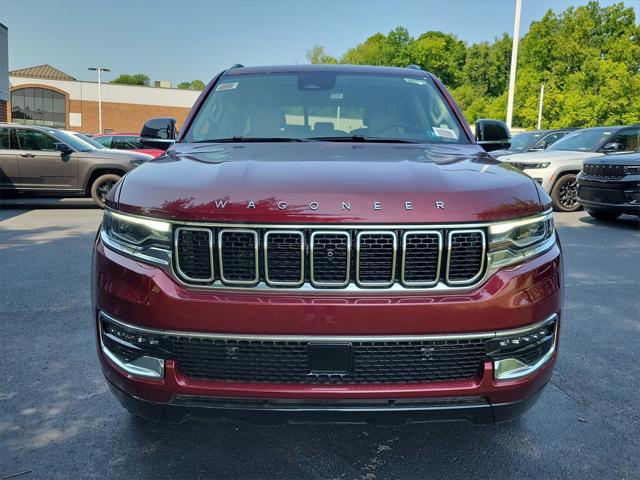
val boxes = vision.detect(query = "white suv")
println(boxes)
[499,126,640,211]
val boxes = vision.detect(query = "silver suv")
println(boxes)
[0,124,152,207]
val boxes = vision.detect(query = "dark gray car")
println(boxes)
[0,124,152,207]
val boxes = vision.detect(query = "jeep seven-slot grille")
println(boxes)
[169,335,487,384]
[582,163,625,179]
[175,227,487,289]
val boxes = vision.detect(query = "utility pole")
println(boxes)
[88,67,111,133]
[506,0,522,130]
[537,84,545,130]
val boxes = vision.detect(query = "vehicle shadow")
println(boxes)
[578,213,640,231]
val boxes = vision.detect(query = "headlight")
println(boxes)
[488,211,555,269]
[624,165,640,175]
[101,210,171,265]
[512,162,550,170]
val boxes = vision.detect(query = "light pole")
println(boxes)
[537,84,545,130]
[506,0,522,130]
[88,67,110,133]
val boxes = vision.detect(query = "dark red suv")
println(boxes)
[92,65,562,425]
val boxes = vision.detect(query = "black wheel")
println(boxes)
[551,173,580,212]
[90,174,121,208]
[586,209,621,221]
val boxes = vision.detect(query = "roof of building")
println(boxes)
[10,64,76,81]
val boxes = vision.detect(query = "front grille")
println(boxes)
[175,226,488,289]
[583,163,625,179]
[447,231,485,284]
[170,335,487,384]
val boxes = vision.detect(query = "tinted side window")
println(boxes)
[114,136,141,149]
[95,136,112,148]
[16,129,57,151]
[0,128,9,149]
[542,132,566,145]
[608,128,640,153]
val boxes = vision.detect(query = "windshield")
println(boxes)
[185,72,468,144]
[548,128,612,152]
[75,133,106,149]
[508,132,545,152]
[48,129,98,152]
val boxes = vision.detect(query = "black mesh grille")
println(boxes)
[578,186,627,204]
[265,232,303,284]
[176,229,212,280]
[583,163,625,179]
[311,233,349,285]
[357,233,395,284]
[220,231,257,283]
[171,336,487,384]
[448,231,484,283]
[403,232,441,284]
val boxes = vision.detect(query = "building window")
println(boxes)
[11,87,66,128]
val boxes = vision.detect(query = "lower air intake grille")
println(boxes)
[176,228,213,281]
[447,230,485,284]
[170,336,488,384]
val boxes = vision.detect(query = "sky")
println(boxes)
[1,0,637,85]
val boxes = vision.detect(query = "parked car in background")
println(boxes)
[64,130,110,150]
[0,124,152,207]
[92,133,164,158]
[491,128,577,158]
[577,152,640,220]
[499,125,640,211]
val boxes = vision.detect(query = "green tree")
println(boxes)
[178,79,206,90]
[408,31,466,87]
[306,45,338,64]
[110,73,150,86]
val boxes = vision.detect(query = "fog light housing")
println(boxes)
[99,313,166,379]
[487,314,558,380]
[627,190,640,204]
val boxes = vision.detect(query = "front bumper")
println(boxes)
[93,236,563,424]
[578,176,640,215]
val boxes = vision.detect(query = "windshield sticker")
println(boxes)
[404,78,427,85]
[432,127,458,139]
[216,82,239,91]
[330,92,344,100]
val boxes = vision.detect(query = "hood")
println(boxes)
[499,149,603,164]
[81,149,152,161]
[114,143,543,223]
[584,152,640,166]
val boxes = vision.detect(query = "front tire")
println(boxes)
[586,209,621,221]
[551,173,580,212]
[90,174,121,208]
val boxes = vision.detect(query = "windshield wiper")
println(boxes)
[307,135,419,144]
[193,136,307,143]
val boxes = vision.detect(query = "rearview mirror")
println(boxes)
[54,142,73,155]
[140,117,177,151]
[475,119,511,152]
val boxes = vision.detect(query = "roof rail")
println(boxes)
[229,64,244,69]
[405,64,422,70]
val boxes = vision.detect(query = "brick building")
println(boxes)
[7,65,201,134]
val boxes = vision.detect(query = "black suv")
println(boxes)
[578,152,640,220]
[0,124,152,207]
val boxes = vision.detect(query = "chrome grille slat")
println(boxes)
[174,225,488,290]
[583,164,625,179]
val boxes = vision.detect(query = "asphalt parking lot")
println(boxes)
[0,201,638,480]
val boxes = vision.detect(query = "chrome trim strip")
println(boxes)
[446,229,487,286]
[356,231,397,287]
[218,229,260,285]
[98,311,557,344]
[309,231,351,287]
[401,230,443,287]
[104,207,553,231]
[264,230,305,287]
[174,227,215,283]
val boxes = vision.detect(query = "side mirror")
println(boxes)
[140,117,177,151]
[54,142,73,155]
[602,142,621,152]
[475,119,511,152]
